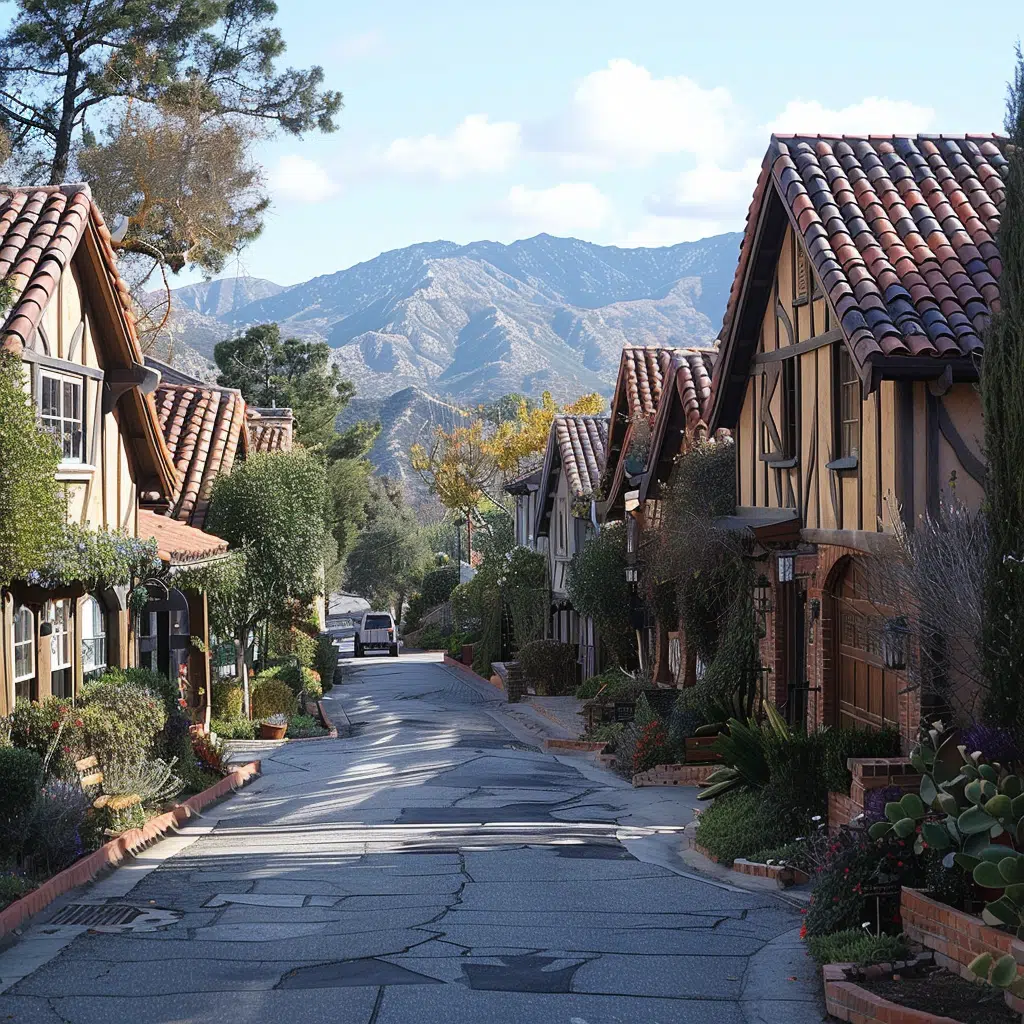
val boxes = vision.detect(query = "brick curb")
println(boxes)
[443,654,502,690]
[542,739,608,753]
[732,858,810,887]
[632,763,719,787]
[823,959,962,1023]
[0,760,261,940]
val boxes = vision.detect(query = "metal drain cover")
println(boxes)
[47,903,180,932]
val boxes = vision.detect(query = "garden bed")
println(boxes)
[0,760,261,938]
[825,956,1020,1024]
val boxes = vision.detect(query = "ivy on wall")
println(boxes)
[29,524,160,592]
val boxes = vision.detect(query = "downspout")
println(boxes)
[590,499,600,535]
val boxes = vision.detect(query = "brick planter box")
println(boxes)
[823,958,963,1023]
[0,760,261,940]
[828,757,923,831]
[632,763,719,787]
[901,886,1024,1010]
[543,739,608,754]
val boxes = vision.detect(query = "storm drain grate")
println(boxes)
[50,904,144,927]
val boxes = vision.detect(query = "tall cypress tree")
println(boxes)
[981,48,1024,727]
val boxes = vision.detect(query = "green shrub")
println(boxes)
[820,727,902,794]
[0,747,41,851]
[288,714,326,738]
[269,623,316,666]
[302,671,323,701]
[211,681,243,719]
[0,873,32,910]
[518,639,578,695]
[421,565,460,608]
[25,781,91,873]
[750,839,812,872]
[632,719,675,773]
[97,667,177,716]
[693,790,798,864]
[259,660,320,695]
[414,624,451,650]
[575,667,638,700]
[250,677,298,719]
[805,929,909,967]
[81,680,166,772]
[315,635,337,690]
[211,716,257,740]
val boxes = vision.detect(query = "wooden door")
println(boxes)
[832,559,898,731]
[781,582,808,728]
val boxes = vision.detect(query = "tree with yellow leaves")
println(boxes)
[410,391,604,560]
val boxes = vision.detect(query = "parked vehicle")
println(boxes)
[355,611,399,658]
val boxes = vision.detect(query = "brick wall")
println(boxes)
[828,757,922,831]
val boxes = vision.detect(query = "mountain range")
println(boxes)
[153,231,742,403]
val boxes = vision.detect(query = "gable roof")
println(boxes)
[138,509,230,567]
[148,380,248,529]
[710,134,1007,428]
[536,415,609,536]
[0,183,177,502]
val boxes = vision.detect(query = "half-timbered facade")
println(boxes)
[710,134,1005,743]
[0,184,178,714]
[535,415,609,678]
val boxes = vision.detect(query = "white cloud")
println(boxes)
[382,115,521,180]
[269,155,338,202]
[497,183,611,236]
[646,157,763,220]
[528,59,740,169]
[764,97,936,137]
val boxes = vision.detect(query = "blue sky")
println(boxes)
[214,0,1020,286]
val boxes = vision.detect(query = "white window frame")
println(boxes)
[12,604,35,684]
[81,595,107,675]
[47,598,72,672]
[38,370,85,463]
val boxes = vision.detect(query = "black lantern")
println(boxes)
[882,615,910,671]
[753,575,772,615]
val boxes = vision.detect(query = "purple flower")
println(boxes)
[863,785,904,823]
[961,723,1023,764]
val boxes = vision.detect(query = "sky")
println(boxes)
[205,0,1021,287]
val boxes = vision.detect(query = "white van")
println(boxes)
[355,611,399,657]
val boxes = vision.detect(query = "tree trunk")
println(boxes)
[235,634,250,717]
[49,56,81,184]
[395,588,406,631]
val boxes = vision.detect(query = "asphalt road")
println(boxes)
[0,652,824,1023]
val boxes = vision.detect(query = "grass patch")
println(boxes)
[806,929,908,967]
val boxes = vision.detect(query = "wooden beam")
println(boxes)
[752,327,843,363]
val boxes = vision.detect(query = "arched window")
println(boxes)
[12,604,35,699]
[82,595,107,678]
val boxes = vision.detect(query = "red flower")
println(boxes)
[74,718,83,728]
[799,923,807,939]
[50,721,59,729]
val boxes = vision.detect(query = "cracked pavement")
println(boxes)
[0,651,825,1023]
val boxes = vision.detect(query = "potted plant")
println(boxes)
[259,713,289,740]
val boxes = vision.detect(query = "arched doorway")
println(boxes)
[827,557,899,731]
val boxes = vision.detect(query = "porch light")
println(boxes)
[624,489,640,513]
[625,566,639,584]
[882,616,910,671]
[753,575,772,615]
[778,554,794,582]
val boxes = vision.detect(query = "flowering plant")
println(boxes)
[28,524,159,591]
[632,719,675,773]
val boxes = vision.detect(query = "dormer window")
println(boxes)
[39,370,84,462]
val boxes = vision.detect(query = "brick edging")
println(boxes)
[823,960,962,1023]
[542,739,608,753]
[0,760,261,939]
[442,654,502,689]
[632,763,719,787]
[732,858,810,886]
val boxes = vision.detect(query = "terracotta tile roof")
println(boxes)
[150,382,248,529]
[138,509,230,566]
[712,134,1008,425]
[246,407,294,452]
[0,183,177,500]
[552,415,609,499]
[536,415,610,537]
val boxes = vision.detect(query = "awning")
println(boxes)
[715,507,801,544]
[138,509,230,567]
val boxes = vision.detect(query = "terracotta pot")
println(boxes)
[259,722,288,740]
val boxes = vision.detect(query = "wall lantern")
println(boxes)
[778,554,795,583]
[624,489,640,513]
[753,575,772,615]
[882,615,910,671]
[625,566,639,584]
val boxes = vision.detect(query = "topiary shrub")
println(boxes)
[820,726,902,794]
[97,667,178,716]
[211,681,244,720]
[250,677,298,719]
[315,634,337,690]
[517,639,578,695]
[80,679,166,773]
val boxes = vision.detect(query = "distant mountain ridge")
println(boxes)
[159,231,741,402]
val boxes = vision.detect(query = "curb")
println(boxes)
[632,763,719,787]
[0,760,261,939]
[732,857,810,887]
[542,739,608,754]
[442,654,502,690]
